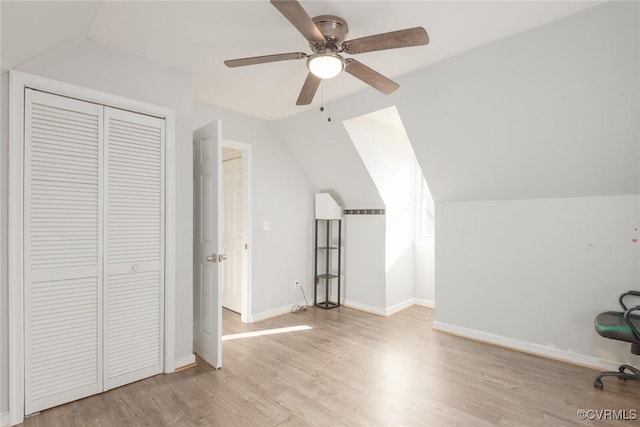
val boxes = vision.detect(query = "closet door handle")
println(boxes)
[207,254,218,263]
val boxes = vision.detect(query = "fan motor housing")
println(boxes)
[312,15,349,43]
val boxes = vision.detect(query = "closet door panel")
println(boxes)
[103,107,165,390]
[24,89,103,414]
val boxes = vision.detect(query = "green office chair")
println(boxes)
[593,290,640,390]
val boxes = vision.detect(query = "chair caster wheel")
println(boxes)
[594,380,603,390]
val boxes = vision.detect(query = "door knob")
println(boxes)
[207,254,218,263]
[218,254,228,262]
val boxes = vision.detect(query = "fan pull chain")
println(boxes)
[319,81,331,122]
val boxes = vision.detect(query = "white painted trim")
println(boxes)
[8,70,178,424]
[1,411,9,427]
[221,139,253,324]
[432,321,621,372]
[343,299,387,317]
[174,354,196,371]
[8,70,25,427]
[414,298,435,309]
[164,110,177,374]
[244,147,253,324]
[215,124,224,369]
[344,298,430,316]
[250,304,295,323]
[385,298,415,316]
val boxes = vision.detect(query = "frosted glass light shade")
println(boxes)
[308,54,344,79]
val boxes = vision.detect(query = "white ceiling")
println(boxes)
[2,1,602,120]
[1,1,102,72]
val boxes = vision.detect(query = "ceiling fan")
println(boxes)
[224,0,430,105]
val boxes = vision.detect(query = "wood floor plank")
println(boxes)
[21,306,640,426]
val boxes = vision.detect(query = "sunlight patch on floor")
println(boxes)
[222,325,313,341]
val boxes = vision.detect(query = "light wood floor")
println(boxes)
[22,306,640,426]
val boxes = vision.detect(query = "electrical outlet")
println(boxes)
[294,280,301,290]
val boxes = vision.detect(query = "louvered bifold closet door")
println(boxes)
[103,107,165,390]
[24,89,103,414]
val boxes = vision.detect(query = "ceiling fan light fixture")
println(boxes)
[225,1,428,105]
[308,53,345,79]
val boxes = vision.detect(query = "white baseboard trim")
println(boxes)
[251,304,295,323]
[432,321,621,372]
[174,354,196,371]
[343,299,386,316]
[1,411,9,427]
[385,298,415,316]
[414,298,435,309]
[344,298,435,317]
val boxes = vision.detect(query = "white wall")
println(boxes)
[417,1,639,365]
[343,111,417,309]
[342,215,386,312]
[192,101,315,315]
[282,104,436,313]
[276,1,639,367]
[397,1,640,203]
[275,109,383,208]
[273,93,389,313]
[436,196,640,364]
[0,39,195,414]
[414,242,435,306]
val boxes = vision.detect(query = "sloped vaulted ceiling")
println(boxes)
[276,1,640,203]
[4,1,633,204]
[3,0,603,120]
[1,1,101,71]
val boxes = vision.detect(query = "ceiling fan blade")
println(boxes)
[342,27,429,55]
[224,52,307,68]
[344,59,399,95]
[271,0,326,43]
[296,72,321,105]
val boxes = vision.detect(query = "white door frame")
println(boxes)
[221,139,253,324]
[7,70,177,425]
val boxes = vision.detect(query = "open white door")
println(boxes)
[193,121,223,368]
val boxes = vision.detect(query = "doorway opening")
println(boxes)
[220,139,252,326]
[221,143,251,321]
